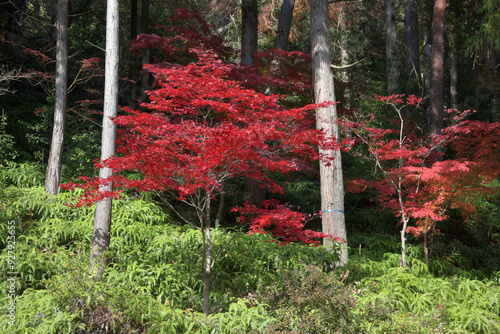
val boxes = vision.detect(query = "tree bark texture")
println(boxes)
[241,0,258,66]
[45,0,68,196]
[385,0,398,94]
[274,0,295,50]
[310,0,347,266]
[429,0,446,137]
[129,0,138,107]
[449,28,458,109]
[241,0,264,206]
[90,0,119,279]
[404,0,420,93]
[338,3,351,108]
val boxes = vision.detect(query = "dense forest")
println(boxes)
[1,0,499,333]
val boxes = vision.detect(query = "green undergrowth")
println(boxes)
[0,185,499,333]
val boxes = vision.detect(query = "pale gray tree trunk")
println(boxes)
[310,0,347,266]
[385,0,398,94]
[90,0,119,279]
[45,0,68,195]
[429,0,446,137]
[405,0,420,93]
[274,0,295,50]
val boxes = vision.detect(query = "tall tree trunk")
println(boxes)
[448,28,458,109]
[129,0,138,107]
[274,0,295,50]
[423,28,432,96]
[241,0,265,206]
[338,3,351,108]
[131,0,137,40]
[429,0,446,137]
[310,0,347,266]
[139,0,150,105]
[90,0,119,279]
[45,0,68,195]
[241,0,258,66]
[385,0,398,94]
[404,0,420,93]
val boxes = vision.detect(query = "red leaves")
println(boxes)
[346,94,500,239]
[64,49,339,245]
[373,94,422,106]
[233,200,337,245]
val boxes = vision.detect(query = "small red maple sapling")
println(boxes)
[345,95,500,267]
[63,48,342,315]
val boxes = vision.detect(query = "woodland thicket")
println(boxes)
[1,0,499,333]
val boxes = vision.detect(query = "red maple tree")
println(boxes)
[63,48,342,314]
[345,95,500,267]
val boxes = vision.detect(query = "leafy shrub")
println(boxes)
[0,162,45,188]
[254,264,361,333]
[0,247,273,334]
[356,267,500,333]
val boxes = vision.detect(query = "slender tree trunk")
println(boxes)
[448,28,458,109]
[423,28,432,96]
[215,183,225,229]
[90,0,119,279]
[385,0,398,94]
[400,216,409,267]
[310,0,347,266]
[202,193,212,316]
[274,0,295,50]
[241,0,258,66]
[131,0,137,40]
[129,0,138,107]
[139,0,150,105]
[45,0,68,195]
[338,3,351,107]
[423,228,429,267]
[429,0,446,137]
[404,0,420,93]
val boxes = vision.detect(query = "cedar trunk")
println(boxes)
[90,0,119,279]
[310,0,347,266]
[241,0,258,66]
[139,0,150,105]
[241,0,265,206]
[129,0,138,107]
[274,0,295,50]
[429,0,446,137]
[338,3,351,107]
[448,29,458,109]
[385,0,398,94]
[45,0,68,195]
[405,0,420,93]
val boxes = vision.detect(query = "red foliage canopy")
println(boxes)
[63,49,338,245]
[345,95,500,238]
